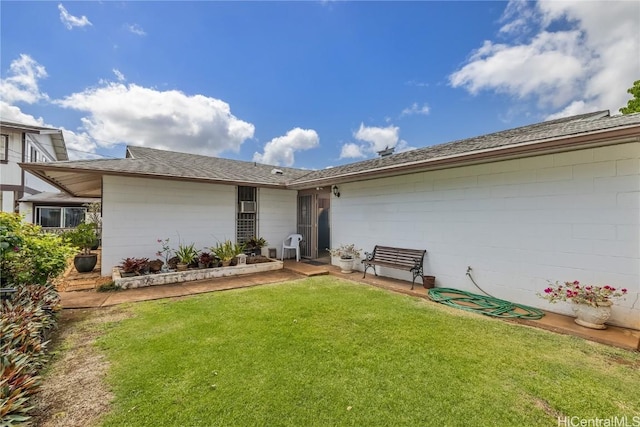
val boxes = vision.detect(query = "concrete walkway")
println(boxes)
[59,260,640,351]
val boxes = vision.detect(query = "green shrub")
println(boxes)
[97,281,122,292]
[0,282,61,425]
[0,212,67,424]
[0,213,75,286]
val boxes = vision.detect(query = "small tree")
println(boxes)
[619,80,640,114]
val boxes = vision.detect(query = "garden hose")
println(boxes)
[427,288,545,320]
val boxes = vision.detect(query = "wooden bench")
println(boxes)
[361,245,427,290]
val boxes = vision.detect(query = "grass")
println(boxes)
[96,276,640,426]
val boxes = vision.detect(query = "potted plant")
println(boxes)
[119,257,150,277]
[175,243,198,271]
[212,240,245,266]
[84,201,102,249]
[328,243,362,274]
[62,223,99,273]
[245,237,268,256]
[198,251,213,268]
[539,280,628,329]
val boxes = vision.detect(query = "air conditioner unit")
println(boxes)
[240,201,256,213]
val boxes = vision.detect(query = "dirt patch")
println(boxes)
[607,355,640,369]
[30,306,134,427]
[533,397,565,419]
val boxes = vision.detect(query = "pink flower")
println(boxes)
[621,288,628,293]
[573,280,580,285]
[544,288,553,294]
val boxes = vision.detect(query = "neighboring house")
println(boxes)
[0,120,98,229]
[21,111,640,329]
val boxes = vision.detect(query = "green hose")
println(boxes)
[427,288,545,320]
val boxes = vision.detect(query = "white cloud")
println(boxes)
[339,142,366,159]
[253,128,319,167]
[450,0,640,117]
[0,54,49,104]
[339,123,407,159]
[127,24,147,36]
[113,69,126,82]
[405,80,429,87]
[0,103,45,126]
[401,102,430,117]
[55,82,255,156]
[61,128,100,160]
[354,123,399,153]
[58,4,92,30]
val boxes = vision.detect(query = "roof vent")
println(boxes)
[377,146,395,157]
[271,168,284,175]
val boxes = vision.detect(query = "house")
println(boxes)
[1,121,67,211]
[0,120,98,229]
[21,111,640,329]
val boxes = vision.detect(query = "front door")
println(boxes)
[297,189,331,259]
[297,195,313,258]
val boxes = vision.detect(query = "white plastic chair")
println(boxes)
[281,234,303,262]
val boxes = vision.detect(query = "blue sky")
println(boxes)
[1,1,638,168]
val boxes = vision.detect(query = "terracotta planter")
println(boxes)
[176,263,188,272]
[422,275,435,289]
[572,301,612,329]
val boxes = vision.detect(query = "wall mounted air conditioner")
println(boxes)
[240,201,257,213]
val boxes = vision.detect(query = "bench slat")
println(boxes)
[363,245,427,290]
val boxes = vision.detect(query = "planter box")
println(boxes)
[112,259,284,290]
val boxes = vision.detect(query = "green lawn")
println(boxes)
[97,277,640,426]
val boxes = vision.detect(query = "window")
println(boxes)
[30,146,38,162]
[0,134,7,162]
[36,207,86,228]
[236,186,257,246]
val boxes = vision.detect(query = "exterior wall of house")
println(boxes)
[1,130,61,213]
[101,176,298,276]
[1,129,24,212]
[102,175,236,276]
[330,141,640,329]
[258,187,298,258]
[23,134,60,193]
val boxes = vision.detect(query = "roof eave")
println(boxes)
[288,125,640,189]
[18,164,292,197]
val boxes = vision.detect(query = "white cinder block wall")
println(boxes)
[330,142,640,329]
[258,188,298,259]
[102,176,235,276]
[102,176,297,276]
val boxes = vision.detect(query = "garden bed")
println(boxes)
[112,258,283,289]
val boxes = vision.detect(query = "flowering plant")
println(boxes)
[328,243,362,259]
[539,281,627,307]
[156,238,172,266]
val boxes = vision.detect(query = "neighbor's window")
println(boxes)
[0,134,8,162]
[36,207,86,228]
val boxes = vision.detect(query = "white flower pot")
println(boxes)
[572,301,612,329]
[338,257,354,273]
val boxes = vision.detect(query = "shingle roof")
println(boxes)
[19,110,640,197]
[28,145,309,187]
[0,120,68,161]
[288,111,640,186]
